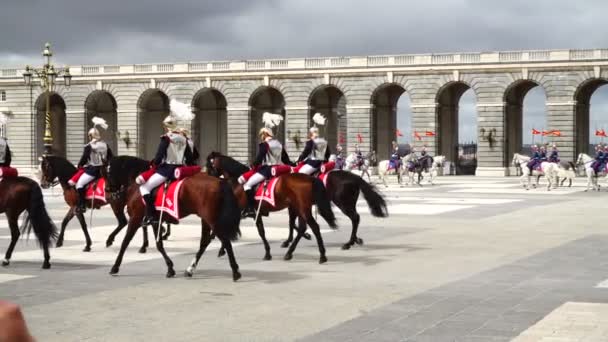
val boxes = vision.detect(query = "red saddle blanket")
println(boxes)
[139,180,184,221]
[0,166,18,178]
[292,162,305,173]
[321,161,335,173]
[255,177,280,207]
[68,168,86,186]
[85,178,107,204]
[318,171,333,187]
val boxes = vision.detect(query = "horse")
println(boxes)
[205,152,339,262]
[376,158,404,187]
[207,152,387,251]
[511,153,557,190]
[576,153,607,191]
[555,161,577,188]
[101,155,172,253]
[343,152,373,182]
[427,155,446,185]
[1,176,57,268]
[106,171,243,280]
[401,153,423,186]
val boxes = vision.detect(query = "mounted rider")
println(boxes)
[539,145,548,162]
[389,141,401,170]
[548,143,560,163]
[591,144,607,174]
[527,145,541,172]
[0,112,12,168]
[354,143,364,168]
[418,145,431,172]
[297,113,331,175]
[335,144,345,170]
[241,112,293,218]
[178,128,200,165]
[140,99,195,226]
[75,117,113,213]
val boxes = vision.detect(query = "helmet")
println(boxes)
[259,127,273,139]
[163,116,177,130]
[309,127,319,138]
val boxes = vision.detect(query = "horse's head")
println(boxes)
[205,151,223,178]
[38,156,57,189]
[511,153,520,166]
[576,153,587,166]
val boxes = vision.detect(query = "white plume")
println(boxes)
[262,112,283,128]
[170,99,194,121]
[0,112,10,126]
[91,116,108,130]
[312,113,326,126]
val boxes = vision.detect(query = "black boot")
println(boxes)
[241,189,257,219]
[76,188,87,213]
[142,194,157,226]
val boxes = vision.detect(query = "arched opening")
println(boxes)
[249,87,285,162]
[35,92,66,158]
[436,82,477,175]
[575,79,608,156]
[137,89,169,159]
[504,80,546,170]
[84,90,118,153]
[308,86,346,152]
[192,88,228,161]
[371,84,410,160]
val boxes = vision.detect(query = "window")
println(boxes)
[0,91,5,102]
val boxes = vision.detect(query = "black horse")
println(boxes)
[1,176,57,268]
[206,152,388,251]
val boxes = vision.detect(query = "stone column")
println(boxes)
[346,105,372,155]
[476,103,507,176]
[226,107,249,164]
[546,101,576,162]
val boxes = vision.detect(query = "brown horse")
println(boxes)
[206,153,338,263]
[1,176,57,268]
[107,172,242,280]
[39,155,154,253]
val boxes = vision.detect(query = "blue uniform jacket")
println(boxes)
[253,142,293,178]
[153,136,195,178]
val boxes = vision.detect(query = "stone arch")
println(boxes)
[371,83,410,160]
[308,85,347,152]
[435,81,477,173]
[84,90,118,153]
[191,88,228,160]
[35,92,67,158]
[503,80,545,169]
[137,89,169,159]
[248,86,286,162]
[574,78,608,156]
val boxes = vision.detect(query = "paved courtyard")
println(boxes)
[1,175,608,341]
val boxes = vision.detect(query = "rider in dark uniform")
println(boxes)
[0,134,11,168]
[354,144,364,168]
[75,117,113,213]
[527,145,541,172]
[241,116,292,218]
[548,143,560,163]
[389,141,401,170]
[418,145,431,173]
[539,145,548,163]
[335,145,345,170]
[297,114,330,175]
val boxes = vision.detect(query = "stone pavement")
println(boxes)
[1,176,607,341]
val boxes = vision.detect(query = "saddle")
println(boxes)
[0,166,18,179]
[136,165,201,184]
[140,179,185,222]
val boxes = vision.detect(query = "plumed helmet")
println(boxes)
[88,128,101,140]
[259,127,273,138]
[163,115,177,130]
[88,116,108,140]
[309,126,319,137]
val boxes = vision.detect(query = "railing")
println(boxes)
[1,48,608,78]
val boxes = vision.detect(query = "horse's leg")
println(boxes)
[185,221,212,277]
[340,203,362,250]
[75,212,92,252]
[109,219,140,275]
[151,222,175,278]
[56,208,75,248]
[305,212,328,264]
[2,214,20,267]
[162,223,171,241]
[282,208,297,248]
[140,226,149,254]
[218,237,241,282]
[284,216,307,261]
[106,202,128,248]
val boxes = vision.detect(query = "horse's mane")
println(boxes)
[206,152,249,179]
[109,155,150,186]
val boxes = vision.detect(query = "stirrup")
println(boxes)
[142,216,157,227]
[241,208,256,218]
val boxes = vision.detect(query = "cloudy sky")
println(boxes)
[1,0,607,146]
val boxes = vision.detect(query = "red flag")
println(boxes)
[541,130,550,136]
[425,131,436,137]
[532,129,541,135]
[551,130,562,137]
[596,129,607,137]
[339,133,345,144]
[396,129,403,137]
[414,131,422,141]
[357,133,363,143]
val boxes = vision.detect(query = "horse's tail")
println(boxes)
[312,178,337,229]
[568,161,576,171]
[357,176,388,217]
[21,180,58,250]
[215,180,241,241]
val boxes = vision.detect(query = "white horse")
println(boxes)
[344,153,372,182]
[555,161,577,188]
[427,155,446,185]
[376,158,404,187]
[576,153,607,191]
[512,153,557,190]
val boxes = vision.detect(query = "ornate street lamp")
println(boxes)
[23,42,72,156]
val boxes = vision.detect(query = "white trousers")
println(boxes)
[139,173,168,196]
[243,173,266,191]
[76,173,96,190]
[298,164,318,175]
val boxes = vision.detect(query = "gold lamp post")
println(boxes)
[22,42,72,156]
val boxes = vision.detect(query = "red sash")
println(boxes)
[0,166,18,178]
[174,166,201,180]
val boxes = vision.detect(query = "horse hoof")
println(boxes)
[303,233,312,240]
[319,256,328,264]
[280,241,291,248]
[284,254,293,261]
[83,246,91,252]
[356,238,364,245]
[218,249,226,258]
[42,262,51,269]
[2,259,9,267]
[184,271,193,278]
[138,247,147,254]
[263,254,272,261]
[341,243,351,250]
[105,240,113,248]
[233,271,242,282]
[109,266,119,275]
[56,240,63,248]
[166,269,176,278]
